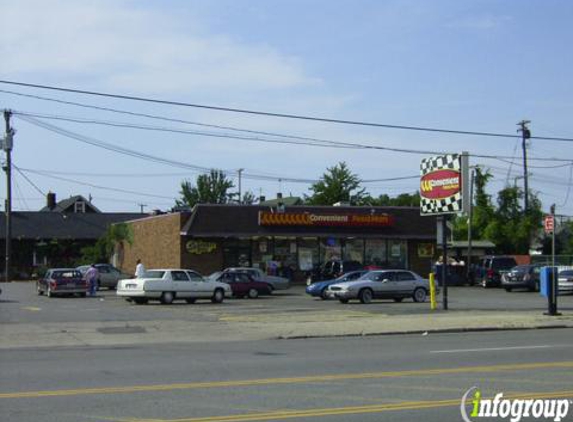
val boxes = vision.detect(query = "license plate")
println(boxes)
[66,283,76,288]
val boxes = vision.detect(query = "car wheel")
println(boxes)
[393,297,403,303]
[413,288,427,303]
[339,298,349,304]
[37,284,43,296]
[320,288,329,300]
[267,285,274,295]
[247,288,259,299]
[358,288,373,304]
[46,286,53,298]
[160,292,174,305]
[133,298,148,305]
[78,292,87,298]
[505,287,512,292]
[481,280,488,288]
[534,281,540,292]
[211,289,224,304]
[186,298,197,304]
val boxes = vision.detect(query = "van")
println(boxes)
[477,255,518,288]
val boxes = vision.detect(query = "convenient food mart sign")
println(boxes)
[258,211,394,227]
[420,153,469,216]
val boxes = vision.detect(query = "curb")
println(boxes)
[278,324,572,340]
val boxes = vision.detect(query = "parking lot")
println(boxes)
[2,281,573,326]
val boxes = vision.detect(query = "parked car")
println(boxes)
[37,268,88,298]
[326,269,432,304]
[558,269,573,294]
[77,263,133,290]
[307,260,363,284]
[221,267,290,291]
[501,264,543,292]
[216,271,272,298]
[476,255,518,288]
[116,269,231,305]
[306,270,369,300]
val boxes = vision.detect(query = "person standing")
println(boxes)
[135,259,146,278]
[85,264,99,297]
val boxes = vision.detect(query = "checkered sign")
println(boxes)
[420,153,468,216]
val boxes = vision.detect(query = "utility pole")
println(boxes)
[517,120,531,212]
[138,203,147,214]
[466,167,475,283]
[237,168,244,204]
[3,110,14,283]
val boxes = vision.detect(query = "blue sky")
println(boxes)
[1,0,572,215]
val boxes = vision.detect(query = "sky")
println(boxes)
[1,0,572,216]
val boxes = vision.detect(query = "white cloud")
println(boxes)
[1,0,320,95]
[446,15,513,30]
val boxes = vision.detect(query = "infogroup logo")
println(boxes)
[460,387,571,422]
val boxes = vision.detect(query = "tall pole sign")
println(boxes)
[420,152,469,310]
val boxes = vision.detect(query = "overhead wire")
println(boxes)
[2,79,573,142]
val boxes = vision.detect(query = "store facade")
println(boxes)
[118,204,437,282]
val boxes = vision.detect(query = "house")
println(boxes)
[0,193,142,279]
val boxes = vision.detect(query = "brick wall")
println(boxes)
[118,213,184,274]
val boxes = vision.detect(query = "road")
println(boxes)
[1,329,573,422]
[2,282,573,421]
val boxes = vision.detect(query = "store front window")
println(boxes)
[251,237,272,271]
[365,239,387,267]
[388,240,407,268]
[343,238,364,263]
[320,237,342,263]
[223,239,251,268]
[298,238,319,271]
[273,237,297,279]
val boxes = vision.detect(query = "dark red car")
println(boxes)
[37,268,88,298]
[216,271,272,298]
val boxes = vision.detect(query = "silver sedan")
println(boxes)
[326,269,434,304]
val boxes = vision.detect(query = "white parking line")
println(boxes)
[430,345,556,354]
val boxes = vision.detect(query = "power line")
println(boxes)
[12,164,46,196]
[14,111,573,163]
[2,80,573,142]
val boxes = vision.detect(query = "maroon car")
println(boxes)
[216,271,272,298]
[37,268,88,298]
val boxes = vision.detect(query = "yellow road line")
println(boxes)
[109,390,573,422]
[2,361,573,399]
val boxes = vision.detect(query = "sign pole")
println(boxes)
[442,215,448,310]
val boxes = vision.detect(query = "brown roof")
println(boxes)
[182,204,436,239]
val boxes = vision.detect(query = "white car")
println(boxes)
[326,269,432,304]
[221,267,290,291]
[116,269,231,305]
[558,269,573,294]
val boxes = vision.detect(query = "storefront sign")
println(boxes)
[258,211,394,227]
[420,153,469,216]
[186,240,217,255]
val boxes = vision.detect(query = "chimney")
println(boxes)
[46,192,56,210]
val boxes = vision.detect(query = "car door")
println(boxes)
[186,270,209,297]
[97,265,112,287]
[372,271,397,298]
[171,270,193,298]
[219,273,241,296]
[395,271,417,295]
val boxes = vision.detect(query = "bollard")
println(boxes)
[429,273,437,311]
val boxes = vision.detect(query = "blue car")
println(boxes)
[306,270,368,300]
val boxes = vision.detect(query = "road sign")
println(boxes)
[544,215,555,234]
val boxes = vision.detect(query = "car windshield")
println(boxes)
[145,271,165,279]
[560,270,573,277]
[512,265,530,272]
[492,258,517,269]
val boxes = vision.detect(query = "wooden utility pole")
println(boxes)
[518,120,531,212]
[3,110,14,283]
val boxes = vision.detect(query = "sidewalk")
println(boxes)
[2,307,573,349]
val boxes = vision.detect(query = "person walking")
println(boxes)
[135,259,146,278]
[85,264,99,297]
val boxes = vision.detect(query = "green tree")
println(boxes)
[306,162,366,205]
[366,192,420,206]
[79,223,133,264]
[176,170,235,208]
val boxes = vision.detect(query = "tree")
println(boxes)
[365,192,421,206]
[80,223,133,264]
[306,162,366,205]
[176,170,235,208]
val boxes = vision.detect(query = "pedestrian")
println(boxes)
[135,259,146,278]
[85,264,99,297]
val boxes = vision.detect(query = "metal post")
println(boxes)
[551,204,559,315]
[442,215,448,310]
[3,110,13,283]
[238,168,244,204]
[466,168,474,284]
